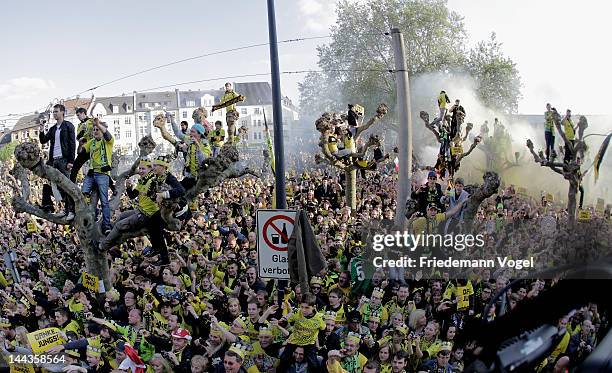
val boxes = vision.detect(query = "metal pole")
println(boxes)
[266,0,286,210]
[391,28,413,226]
[267,0,288,307]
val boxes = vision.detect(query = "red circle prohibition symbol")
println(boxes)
[262,215,295,252]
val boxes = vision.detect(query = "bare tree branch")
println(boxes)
[355,104,388,138]
[419,111,441,142]
[463,171,501,231]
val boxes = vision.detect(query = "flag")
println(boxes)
[287,210,327,292]
[118,343,146,373]
[594,133,611,182]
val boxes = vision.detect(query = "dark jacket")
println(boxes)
[39,120,76,164]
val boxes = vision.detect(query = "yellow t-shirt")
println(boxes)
[287,311,325,346]
[84,135,114,175]
[563,118,575,140]
[412,213,446,235]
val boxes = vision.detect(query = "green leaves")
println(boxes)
[299,0,522,118]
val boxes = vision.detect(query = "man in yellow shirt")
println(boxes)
[432,90,451,125]
[81,118,114,234]
[411,200,468,236]
[562,109,576,164]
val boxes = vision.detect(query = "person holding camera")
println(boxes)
[38,103,76,218]
[81,118,114,234]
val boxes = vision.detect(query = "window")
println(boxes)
[144,103,150,108]
[182,111,187,119]
[127,143,132,151]
[254,108,261,114]
[241,120,247,126]
[241,108,247,115]
[186,100,195,107]
[126,130,132,138]
[112,105,119,114]
[114,126,120,140]
[113,119,120,126]
[127,105,132,113]
[125,117,132,125]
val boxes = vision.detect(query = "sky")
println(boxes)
[0,0,610,119]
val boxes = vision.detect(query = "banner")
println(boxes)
[578,210,591,221]
[26,219,38,233]
[9,364,35,373]
[27,327,65,353]
[82,272,99,293]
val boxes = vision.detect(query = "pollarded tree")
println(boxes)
[314,104,388,210]
[8,111,254,291]
[8,137,154,291]
[526,113,589,224]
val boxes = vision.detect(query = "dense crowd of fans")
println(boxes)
[0,98,610,373]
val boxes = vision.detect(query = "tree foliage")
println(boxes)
[0,141,19,162]
[299,0,521,119]
[467,33,522,114]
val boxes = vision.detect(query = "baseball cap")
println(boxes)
[171,328,192,341]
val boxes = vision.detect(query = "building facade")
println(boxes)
[90,96,137,155]
[10,81,300,156]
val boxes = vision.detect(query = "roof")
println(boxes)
[94,96,135,115]
[135,91,178,111]
[12,113,44,132]
[234,82,272,106]
[178,90,223,107]
[62,97,93,115]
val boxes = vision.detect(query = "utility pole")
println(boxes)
[391,28,413,226]
[266,0,286,210]
[266,0,289,305]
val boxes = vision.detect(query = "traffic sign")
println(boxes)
[257,209,297,279]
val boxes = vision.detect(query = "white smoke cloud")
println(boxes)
[0,77,56,101]
[406,70,611,206]
[297,0,337,33]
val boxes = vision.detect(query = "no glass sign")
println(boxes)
[256,209,296,279]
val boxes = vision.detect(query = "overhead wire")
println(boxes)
[132,69,395,92]
[76,35,335,95]
[1,32,390,118]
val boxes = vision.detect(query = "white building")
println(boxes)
[90,96,137,155]
[134,91,178,155]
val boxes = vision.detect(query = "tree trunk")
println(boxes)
[463,171,501,231]
[567,179,578,225]
[346,169,357,210]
